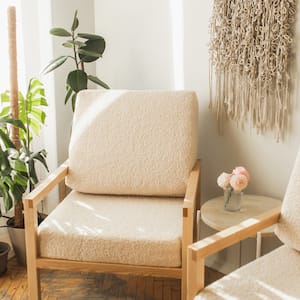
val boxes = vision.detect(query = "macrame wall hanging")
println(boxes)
[209,0,296,140]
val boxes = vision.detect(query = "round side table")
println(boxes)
[201,194,281,258]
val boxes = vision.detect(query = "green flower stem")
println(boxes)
[224,188,232,207]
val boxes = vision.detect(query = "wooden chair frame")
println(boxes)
[24,160,201,300]
[187,206,281,300]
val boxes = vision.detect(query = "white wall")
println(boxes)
[95,0,300,273]
[94,0,174,89]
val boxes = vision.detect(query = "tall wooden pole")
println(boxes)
[8,6,20,150]
[8,6,22,228]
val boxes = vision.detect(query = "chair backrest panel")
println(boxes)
[275,147,300,251]
[66,90,198,196]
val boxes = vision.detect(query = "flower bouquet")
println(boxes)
[217,167,250,211]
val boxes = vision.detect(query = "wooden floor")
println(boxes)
[0,258,224,299]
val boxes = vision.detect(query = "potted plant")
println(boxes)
[0,241,10,275]
[0,78,48,265]
[42,10,109,111]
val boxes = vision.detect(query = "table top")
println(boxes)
[201,194,281,234]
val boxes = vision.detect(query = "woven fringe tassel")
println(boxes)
[209,0,296,141]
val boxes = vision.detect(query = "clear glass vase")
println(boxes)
[224,189,242,211]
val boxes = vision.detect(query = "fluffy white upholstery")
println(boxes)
[38,191,183,267]
[195,245,300,299]
[275,148,300,251]
[66,90,198,196]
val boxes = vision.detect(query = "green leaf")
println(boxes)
[78,33,104,40]
[71,10,79,31]
[3,176,14,190]
[50,27,72,37]
[31,98,48,106]
[65,86,73,104]
[10,159,27,173]
[67,70,88,93]
[62,42,73,48]
[42,56,68,74]
[0,130,16,149]
[7,148,19,159]
[29,78,43,89]
[28,119,40,136]
[11,181,27,200]
[31,108,46,124]
[0,152,11,173]
[71,93,77,112]
[78,39,105,63]
[27,160,38,185]
[66,40,86,47]
[0,107,10,117]
[78,49,101,58]
[88,75,110,89]
[0,183,13,211]
[0,92,10,103]
[32,150,49,172]
[0,117,26,132]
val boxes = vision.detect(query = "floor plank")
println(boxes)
[0,258,224,299]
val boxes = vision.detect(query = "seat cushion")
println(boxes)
[66,90,198,196]
[195,245,300,299]
[275,148,300,251]
[38,191,183,267]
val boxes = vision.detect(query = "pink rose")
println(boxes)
[217,172,231,189]
[232,166,250,181]
[230,174,248,191]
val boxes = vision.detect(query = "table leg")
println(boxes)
[196,210,201,241]
[256,232,262,258]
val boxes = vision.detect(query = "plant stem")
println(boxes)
[72,31,79,69]
[80,61,85,71]
[14,201,23,228]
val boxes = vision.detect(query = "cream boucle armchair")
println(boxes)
[187,148,300,299]
[23,90,200,300]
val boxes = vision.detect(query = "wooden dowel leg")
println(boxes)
[256,231,262,258]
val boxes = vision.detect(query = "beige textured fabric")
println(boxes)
[275,148,300,251]
[195,245,300,299]
[66,90,198,196]
[38,191,183,267]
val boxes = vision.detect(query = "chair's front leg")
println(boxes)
[187,247,205,300]
[24,200,41,300]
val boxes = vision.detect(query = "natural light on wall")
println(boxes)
[0,0,25,93]
[170,0,184,90]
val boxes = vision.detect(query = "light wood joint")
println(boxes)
[183,207,188,217]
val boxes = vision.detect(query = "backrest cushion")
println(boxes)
[66,90,198,196]
[275,148,300,251]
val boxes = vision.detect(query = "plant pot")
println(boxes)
[7,213,47,266]
[7,218,26,266]
[0,241,10,275]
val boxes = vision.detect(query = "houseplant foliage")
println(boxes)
[42,10,109,111]
[0,78,48,228]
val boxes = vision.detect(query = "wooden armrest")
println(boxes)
[187,206,281,299]
[190,206,281,260]
[182,160,201,296]
[23,160,69,208]
[183,160,201,212]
